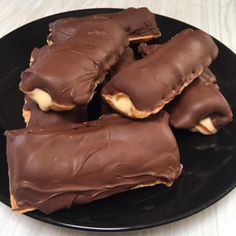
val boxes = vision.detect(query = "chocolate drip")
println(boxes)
[102,29,218,112]
[5,112,182,214]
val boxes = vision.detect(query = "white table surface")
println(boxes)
[0,0,235,235]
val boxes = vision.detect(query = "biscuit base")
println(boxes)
[10,194,36,214]
[128,34,160,43]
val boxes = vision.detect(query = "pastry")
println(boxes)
[138,42,232,134]
[5,112,182,214]
[20,18,128,111]
[102,29,218,118]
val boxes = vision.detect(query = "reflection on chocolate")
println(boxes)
[48,7,161,45]
[20,18,128,111]
[23,96,87,127]
[5,112,182,214]
[102,29,218,118]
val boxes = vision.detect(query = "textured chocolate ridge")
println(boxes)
[5,112,182,214]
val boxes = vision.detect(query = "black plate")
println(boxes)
[0,8,236,232]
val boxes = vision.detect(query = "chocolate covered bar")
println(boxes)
[23,96,87,127]
[48,7,161,45]
[5,112,182,214]
[20,18,128,111]
[166,70,233,134]
[138,43,232,134]
[102,29,218,118]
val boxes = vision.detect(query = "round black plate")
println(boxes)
[0,8,236,232]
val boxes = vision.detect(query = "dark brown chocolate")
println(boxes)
[166,71,233,130]
[102,29,218,113]
[48,8,161,45]
[24,96,87,127]
[5,112,182,214]
[20,18,128,110]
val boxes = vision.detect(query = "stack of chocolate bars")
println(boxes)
[5,8,232,215]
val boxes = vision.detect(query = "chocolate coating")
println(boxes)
[138,42,161,56]
[24,96,87,127]
[109,47,135,78]
[166,71,233,129]
[103,7,161,38]
[5,112,182,214]
[102,29,218,112]
[48,7,161,45]
[20,18,128,108]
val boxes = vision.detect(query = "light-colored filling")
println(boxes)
[24,88,75,112]
[103,73,201,119]
[103,92,163,118]
[110,93,134,116]
[28,88,53,111]
[191,117,217,135]
[29,56,34,66]
[47,39,53,46]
